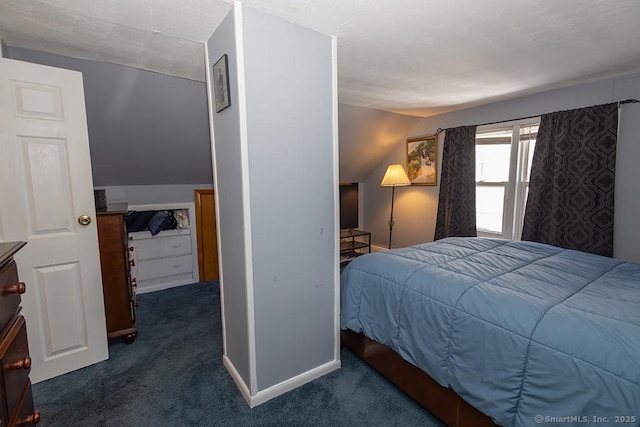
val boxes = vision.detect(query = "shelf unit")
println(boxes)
[127,203,198,294]
[340,229,371,264]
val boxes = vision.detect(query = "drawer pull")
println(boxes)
[171,244,182,248]
[173,264,183,268]
[7,355,31,370]
[4,282,26,295]
[16,411,40,425]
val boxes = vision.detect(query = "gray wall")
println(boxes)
[97,184,213,205]
[363,72,640,263]
[338,104,421,182]
[206,11,252,388]
[3,43,420,189]
[241,5,337,392]
[5,46,213,187]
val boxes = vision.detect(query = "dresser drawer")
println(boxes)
[0,260,22,334]
[137,255,193,281]
[11,381,39,426]
[133,234,192,260]
[0,316,31,423]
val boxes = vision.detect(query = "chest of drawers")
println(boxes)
[96,206,137,344]
[126,203,199,294]
[0,242,40,426]
[128,229,197,293]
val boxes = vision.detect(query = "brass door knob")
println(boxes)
[78,214,92,226]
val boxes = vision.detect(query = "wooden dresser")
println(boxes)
[0,242,40,426]
[96,204,137,344]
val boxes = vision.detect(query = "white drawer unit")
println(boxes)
[137,253,194,281]
[135,233,192,260]
[127,203,199,294]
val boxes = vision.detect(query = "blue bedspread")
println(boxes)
[340,237,640,426]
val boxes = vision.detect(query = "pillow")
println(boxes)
[147,211,170,236]
[126,210,156,232]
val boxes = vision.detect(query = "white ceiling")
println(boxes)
[2,0,640,117]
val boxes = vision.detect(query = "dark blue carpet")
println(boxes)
[32,282,443,426]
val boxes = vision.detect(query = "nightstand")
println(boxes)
[340,229,371,265]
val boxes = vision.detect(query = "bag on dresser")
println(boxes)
[164,211,178,231]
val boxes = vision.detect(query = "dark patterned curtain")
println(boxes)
[434,125,477,240]
[521,103,618,257]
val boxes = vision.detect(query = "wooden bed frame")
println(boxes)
[341,329,497,427]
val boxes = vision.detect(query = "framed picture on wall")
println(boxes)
[406,135,437,185]
[213,54,231,112]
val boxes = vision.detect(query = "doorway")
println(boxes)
[194,189,219,281]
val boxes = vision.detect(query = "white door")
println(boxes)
[0,58,108,382]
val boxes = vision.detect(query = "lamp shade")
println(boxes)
[381,164,411,187]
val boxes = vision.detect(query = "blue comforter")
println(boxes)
[340,237,640,426]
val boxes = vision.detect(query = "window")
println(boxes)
[475,119,539,239]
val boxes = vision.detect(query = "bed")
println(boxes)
[340,237,640,427]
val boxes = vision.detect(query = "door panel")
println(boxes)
[34,262,87,357]
[22,137,74,234]
[12,81,64,120]
[0,58,108,382]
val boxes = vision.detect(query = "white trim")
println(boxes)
[223,354,253,405]
[476,116,540,132]
[475,118,540,240]
[224,355,340,408]
[371,244,388,253]
[233,1,258,396]
[128,202,194,213]
[134,278,196,294]
[505,125,521,237]
[357,182,364,230]
[204,39,228,358]
[512,123,537,241]
[330,35,340,362]
[251,360,341,408]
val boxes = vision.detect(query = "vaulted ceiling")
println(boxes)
[2,0,640,117]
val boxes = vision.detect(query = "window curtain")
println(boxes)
[521,103,618,257]
[434,125,477,240]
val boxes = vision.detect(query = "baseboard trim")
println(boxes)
[223,356,341,408]
[223,355,253,406]
[135,279,196,294]
[249,359,341,408]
